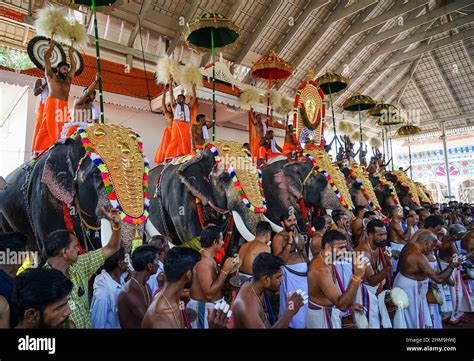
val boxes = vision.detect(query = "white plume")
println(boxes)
[34,5,70,42]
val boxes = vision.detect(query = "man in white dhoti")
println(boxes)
[189,226,240,328]
[307,230,367,329]
[388,206,414,276]
[394,230,460,328]
[272,211,309,328]
[355,219,393,328]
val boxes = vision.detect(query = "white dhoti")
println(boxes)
[428,260,443,328]
[306,301,341,329]
[390,242,405,277]
[420,279,433,328]
[279,263,308,329]
[393,273,431,328]
[439,260,472,323]
[334,260,353,318]
[187,296,224,329]
[355,283,380,328]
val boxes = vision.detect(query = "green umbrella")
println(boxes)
[185,12,239,141]
[73,0,118,123]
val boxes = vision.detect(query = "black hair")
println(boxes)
[200,225,222,248]
[252,253,284,280]
[279,210,291,223]
[332,210,344,224]
[424,215,445,229]
[321,230,346,249]
[148,235,168,254]
[243,142,249,147]
[255,221,272,237]
[364,211,376,219]
[354,205,366,217]
[12,268,72,321]
[131,245,158,271]
[104,248,126,273]
[311,216,326,231]
[164,247,201,283]
[177,94,185,99]
[416,208,429,215]
[0,232,28,253]
[44,230,75,257]
[56,61,70,69]
[366,219,385,234]
[196,114,205,122]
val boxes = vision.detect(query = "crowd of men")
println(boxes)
[0,201,472,329]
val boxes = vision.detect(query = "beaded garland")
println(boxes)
[76,127,150,225]
[375,173,400,205]
[207,144,266,213]
[347,165,381,211]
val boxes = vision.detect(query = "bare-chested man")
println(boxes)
[393,230,461,328]
[141,247,229,329]
[189,225,239,328]
[73,73,99,125]
[258,130,282,162]
[191,113,212,152]
[118,245,159,328]
[388,205,414,275]
[282,123,299,157]
[355,219,392,327]
[31,75,49,154]
[307,230,367,328]
[155,85,174,164]
[332,210,352,248]
[35,40,76,151]
[233,253,304,328]
[351,206,367,247]
[310,216,327,260]
[239,221,272,276]
[272,211,308,328]
[250,110,266,158]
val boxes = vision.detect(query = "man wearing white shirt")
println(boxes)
[146,236,169,296]
[91,248,128,328]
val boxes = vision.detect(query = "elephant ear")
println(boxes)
[274,161,313,199]
[41,144,76,204]
[177,150,215,206]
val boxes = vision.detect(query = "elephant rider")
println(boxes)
[258,130,282,163]
[118,245,159,328]
[142,247,230,329]
[31,75,49,156]
[191,113,212,152]
[394,230,461,328]
[282,124,299,157]
[233,253,304,328]
[189,225,240,328]
[70,72,100,135]
[238,221,272,277]
[43,208,122,328]
[13,268,73,329]
[250,109,266,159]
[155,85,174,164]
[388,205,414,276]
[272,211,309,328]
[35,40,76,152]
[354,219,393,328]
[164,79,197,160]
[307,230,367,328]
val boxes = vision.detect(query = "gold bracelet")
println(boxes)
[221,270,228,276]
[112,225,121,231]
[351,275,363,284]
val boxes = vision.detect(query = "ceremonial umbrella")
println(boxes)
[73,0,118,123]
[316,71,348,153]
[343,94,375,160]
[251,50,293,126]
[185,12,239,141]
[394,124,422,179]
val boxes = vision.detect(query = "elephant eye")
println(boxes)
[219,172,231,184]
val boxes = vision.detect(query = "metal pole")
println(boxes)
[408,138,413,179]
[329,85,338,153]
[441,122,452,200]
[92,0,105,123]
[211,28,216,141]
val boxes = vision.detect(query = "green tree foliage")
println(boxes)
[0,47,34,70]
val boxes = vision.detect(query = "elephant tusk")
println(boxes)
[145,220,161,238]
[232,211,255,242]
[100,218,113,247]
[263,216,283,233]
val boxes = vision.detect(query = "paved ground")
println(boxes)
[443,312,474,329]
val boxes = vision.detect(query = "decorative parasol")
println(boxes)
[251,49,293,128]
[342,94,375,159]
[394,124,422,179]
[316,71,348,153]
[73,0,117,123]
[185,12,239,141]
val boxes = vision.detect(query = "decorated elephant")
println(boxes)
[369,172,400,215]
[384,171,420,210]
[338,161,382,212]
[261,149,354,233]
[0,124,149,253]
[146,141,265,255]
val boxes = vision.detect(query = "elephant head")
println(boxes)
[177,141,264,241]
[39,125,147,252]
[385,171,420,210]
[339,164,371,209]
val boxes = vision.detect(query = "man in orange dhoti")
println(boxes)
[31,76,49,155]
[192,114,212,152]
[250,110,266,159]
[155,86,173,164]
[164,81,197,160]
[282,124,300,157]
[258,130,282,163]
[35,40,76,151]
